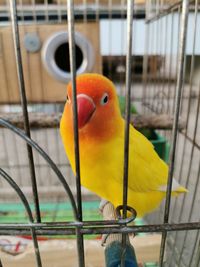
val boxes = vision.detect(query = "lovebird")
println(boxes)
[60,73,186,217]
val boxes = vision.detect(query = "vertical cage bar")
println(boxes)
[56,0,62,23]
[9,0,41,223]
[166,10,174,114]
[67,0,83,225]
[149,19,155,111]
[161,13,168,115]
[31,228,43,267]
[149,20,155,111]
[119,0,125,94]
[142,20,149,114]
[143,0,153,113]
[108,0,113,80]
[172,6,182,115]
[157,4,164,115]
[67,1,85,266]
[121,0,134,266]
[123,0,134,220]
[151,0,159,113]
[182,169,200,265]
[44,0,49,22]
[190,231,200,266]
[174,0,198,215]
[159,0,189,265]
[189,172,200,266]
[194,235,200,267]
[95,0,100,20]
[83,0,87,23]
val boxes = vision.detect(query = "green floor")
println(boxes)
[0,201,146,225]
[0,201,102,223]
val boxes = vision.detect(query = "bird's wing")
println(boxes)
[112,124,169,193]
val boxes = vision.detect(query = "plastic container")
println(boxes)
[150,131,170,163]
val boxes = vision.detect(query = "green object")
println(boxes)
[144,263,158,267]
[150,131,170,163]
[139,129,170,163]
[118,95,138,115]
[139,128,152,140]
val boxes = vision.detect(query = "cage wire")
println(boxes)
[0,0,200,266]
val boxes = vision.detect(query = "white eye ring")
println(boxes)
[100,93,109,105]
[66,94,71,104]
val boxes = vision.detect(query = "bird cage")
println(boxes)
[0,0,200,267]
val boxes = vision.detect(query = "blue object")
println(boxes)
[105,241,138,267]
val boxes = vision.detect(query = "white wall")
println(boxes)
[100,13,200,56]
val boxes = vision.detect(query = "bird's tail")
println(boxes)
[172,185,188,196]
[159,178,188,195]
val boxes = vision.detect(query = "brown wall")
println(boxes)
[0,23,102,103]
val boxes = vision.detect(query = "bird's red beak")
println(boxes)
[77,94,96,129]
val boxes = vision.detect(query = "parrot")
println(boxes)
[60,73,187,218]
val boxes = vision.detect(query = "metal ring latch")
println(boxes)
[42,31,94,83]
[116,205,137,224]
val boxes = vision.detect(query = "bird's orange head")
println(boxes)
[61,73,123,142]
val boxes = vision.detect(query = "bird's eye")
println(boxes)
[100,93,109,105]
[66,94,71,103]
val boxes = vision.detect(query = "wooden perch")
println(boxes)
[0,112,62,129]
[130,114,186,130]
[0,112,186,130]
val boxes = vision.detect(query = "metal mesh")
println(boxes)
[0,0,200,266]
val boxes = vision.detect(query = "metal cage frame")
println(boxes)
[0,0,200,267]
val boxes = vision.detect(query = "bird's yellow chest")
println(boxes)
[65,134,123,199]
[81,138,123,190]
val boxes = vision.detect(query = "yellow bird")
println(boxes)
[60,73,186,217]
